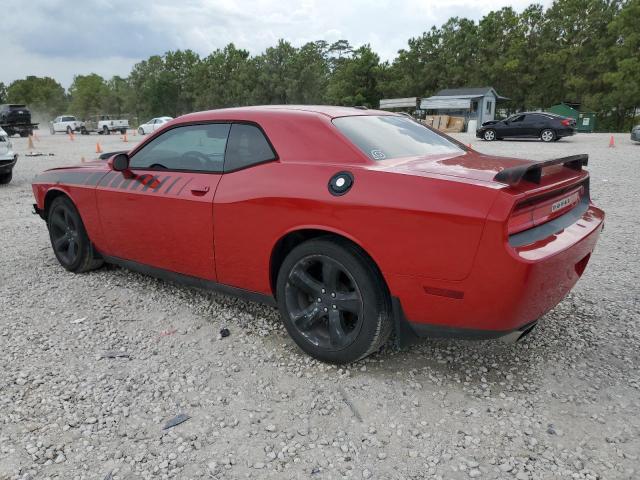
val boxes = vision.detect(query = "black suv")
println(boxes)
[477,112,576,142]
[0,104,33,137]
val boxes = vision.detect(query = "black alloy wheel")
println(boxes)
[277,238,392,364]
[47,196,103,272]
[285,254,364,350]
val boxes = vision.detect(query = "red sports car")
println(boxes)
[32,106,604,363]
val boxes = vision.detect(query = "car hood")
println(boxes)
[371,150,536,185]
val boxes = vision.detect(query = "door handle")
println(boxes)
[190,184,210,194]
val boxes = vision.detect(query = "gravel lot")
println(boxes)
[1,130,638,480]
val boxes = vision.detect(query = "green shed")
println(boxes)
[549,103,596,133]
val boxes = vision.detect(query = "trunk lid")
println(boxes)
[372,150,540,184]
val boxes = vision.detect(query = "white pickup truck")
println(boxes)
[50,115,84,134]
[82,115,129,135]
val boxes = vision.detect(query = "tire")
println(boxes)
[66,126,72,134]
[19,131,29,138]
[81,127,88,135]
[103,126,110,135]
[0,171,12,184]
[47,196,103,273]
[138,127,145,135]
[276,237,392,364]
[120,129,126,135]
[541,129,556,142]
[483,129,496,141]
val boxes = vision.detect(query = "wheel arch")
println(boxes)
[43,188,74,220]
[269,227,391,300]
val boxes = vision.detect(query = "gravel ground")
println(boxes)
[0,130,639,480]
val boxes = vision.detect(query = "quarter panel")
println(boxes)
[213,162,499,294]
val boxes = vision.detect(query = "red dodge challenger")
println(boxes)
[32,106,604,363]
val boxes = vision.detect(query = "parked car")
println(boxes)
[138,117,173,135]
[0,104,36,137]
[50,115,84,134]
[0,127,17,184]
[477,112,576,142]
[32,106,604,364]
[631,125,640,143]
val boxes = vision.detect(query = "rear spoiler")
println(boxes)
[494,154,588,186]
[98,150,127,160]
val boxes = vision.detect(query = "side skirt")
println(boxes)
[102,255,277,307]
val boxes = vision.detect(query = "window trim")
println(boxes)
[222,122,279,174]
[127,120,279,175]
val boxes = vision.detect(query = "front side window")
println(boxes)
[62,116,75,122]
[224,123,276,172]
[332,115,462,161]
[130,123,231,172]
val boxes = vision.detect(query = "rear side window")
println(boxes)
[224,123,276,172]
[130,123,231,172]
[332,115,462,161]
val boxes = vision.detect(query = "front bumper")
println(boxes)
[390,201,604,341]
[0,153,17,173]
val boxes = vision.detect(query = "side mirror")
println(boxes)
[111,153,130,172]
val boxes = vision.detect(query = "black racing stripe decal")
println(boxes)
[176,178,192,195]
[141,175,158,192]
[153,176,170,192]
[99,171,116,187]
[164,176,181,194]
[84,172,105,186]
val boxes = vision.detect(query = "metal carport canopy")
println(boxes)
[420,95,480,110]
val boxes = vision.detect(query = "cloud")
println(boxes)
[2,0,552,88]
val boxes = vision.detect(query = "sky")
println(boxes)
[2,0,553,89]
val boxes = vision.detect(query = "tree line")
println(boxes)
[1,0,638,131]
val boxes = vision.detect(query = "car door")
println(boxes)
[503,114,526,137]
[525,114,546,137]
[152,119,161,132]
[95,122,231,280]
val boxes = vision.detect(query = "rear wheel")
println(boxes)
[47,196,103,273]
[276,238,391,364]
[103,126,110,135]
[483,129,496,141]
[0,171,12,184]
[120,128,126,135]
[19,131,29,138]
[541,129,556,142]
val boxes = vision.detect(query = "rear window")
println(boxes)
[333,115,462,161]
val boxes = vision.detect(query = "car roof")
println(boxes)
[178,105,396,123]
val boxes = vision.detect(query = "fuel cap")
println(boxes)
[328,171,354,196]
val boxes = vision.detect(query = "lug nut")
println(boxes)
[331,292,336,298]
[317,298,322,303]
[321,288,326,294]
[323,307,328,312]
[332,305,337,309]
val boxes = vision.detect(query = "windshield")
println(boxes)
[332,115,462,161]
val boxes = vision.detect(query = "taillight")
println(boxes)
[508,185,584,235]
[561,119,571,127]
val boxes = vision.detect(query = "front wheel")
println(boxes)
[66,126,72,134]
[541,129,556,142]
[276,238,392,364]
[103,126,110,135]
[47,196,103,273]
[138,127,145,135]
[483,129,497,141]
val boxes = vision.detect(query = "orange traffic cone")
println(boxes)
[96,142,103,154]
[69,132,75,142]
[132,129,137,136]
[28,135,35,150]
[123,133,128,143]
[608,135,615,148]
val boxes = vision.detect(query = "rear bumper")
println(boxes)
[557,127,575,138]
[389,202,604,339]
